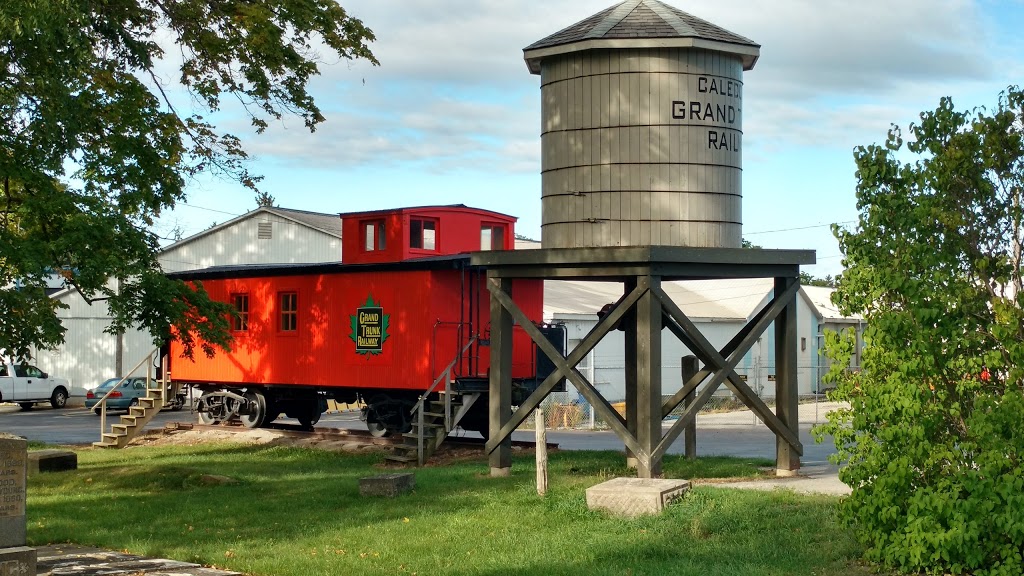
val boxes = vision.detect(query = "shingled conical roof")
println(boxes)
[523,0,759,73]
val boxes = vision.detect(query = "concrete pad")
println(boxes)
[35,545,241,575]
[586,477,691,518]
[359,473,415,497]
[27,449,77,475]
[0,546,36,576]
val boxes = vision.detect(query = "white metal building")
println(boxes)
[33,207,342,400]
[544,278,862,402]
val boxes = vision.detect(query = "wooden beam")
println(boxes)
[488,275,513,476]
[681,355,699,459]
[624,278,639,469]
[636,276,663,478]
[651,283,803,459]
[484,278,648,454]
[776,276,801,473]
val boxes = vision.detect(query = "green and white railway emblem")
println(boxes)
[350,295,390,355]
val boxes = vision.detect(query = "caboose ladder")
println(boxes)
[93,352,168,449]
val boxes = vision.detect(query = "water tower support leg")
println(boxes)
[774,276,801,474]
[489,275,513,477]
[636,275,663,478]
[623,278,639,469]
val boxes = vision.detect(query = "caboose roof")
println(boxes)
[338,204,517,222]
[167,254,475,281]
[523,0,760,73]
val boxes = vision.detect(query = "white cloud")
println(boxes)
[226,0,1005,172]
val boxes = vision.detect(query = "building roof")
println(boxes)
[802,285,862,322]
[524,0,760,73]
[545,277,776,321]
[161,206,342,254]
[546,279,864,325]
[266,207,342,238]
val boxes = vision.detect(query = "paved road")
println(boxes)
[0,402,838,467]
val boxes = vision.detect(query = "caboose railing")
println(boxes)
[93,348,159,435]
[412,335,479,465]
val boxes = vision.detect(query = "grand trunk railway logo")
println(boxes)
[349,295,390,356]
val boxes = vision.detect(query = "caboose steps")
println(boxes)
[94,355,173,449]
[385,391,481,466]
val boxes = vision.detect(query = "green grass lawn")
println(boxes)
[26,443,867,576]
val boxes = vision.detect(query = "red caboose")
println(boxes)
[169,205,561,438]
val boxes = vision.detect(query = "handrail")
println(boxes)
[413,335,478,465]
[94,348,159,439]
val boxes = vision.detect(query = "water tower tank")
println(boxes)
[524,0,759,249]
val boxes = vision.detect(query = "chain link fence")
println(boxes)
[536,361,858,430]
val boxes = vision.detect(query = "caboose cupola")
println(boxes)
[339,204,518,264]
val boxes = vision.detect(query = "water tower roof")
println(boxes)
[524,0,759,74]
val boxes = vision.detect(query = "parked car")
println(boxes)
[85,377,150,414]
[0,358,71,410]
[85,377,187,414]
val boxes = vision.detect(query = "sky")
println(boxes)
[153,0,1024,279]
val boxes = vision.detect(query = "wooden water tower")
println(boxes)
[475,0,814,478]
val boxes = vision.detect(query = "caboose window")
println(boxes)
[231,294,249,332]
[410,218,437,251]
[481,224,505,251]
[280,292,297,332]
[363,220,386,251]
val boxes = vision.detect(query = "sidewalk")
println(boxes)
[36,544,240,576]
[691,401,852,496]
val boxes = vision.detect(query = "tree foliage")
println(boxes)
[0,0,376,360]
[818,87,1024,575]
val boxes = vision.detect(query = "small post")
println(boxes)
[681,355,699,459]
[535,408,548,495]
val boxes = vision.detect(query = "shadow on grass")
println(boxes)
[27,444,862,576]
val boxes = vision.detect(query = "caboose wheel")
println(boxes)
[297,408,320,429]
[240,390,266,429]
[366,419,390,438]
[197,392,219,425]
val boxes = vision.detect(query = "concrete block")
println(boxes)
[0,433,27,549]
[0,546,36,576]
[359,473,415,497]
[586,477,691,518]
[27,449,77,475]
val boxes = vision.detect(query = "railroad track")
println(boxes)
[162,421,557,451]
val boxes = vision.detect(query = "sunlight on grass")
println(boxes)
[27,444,866,576]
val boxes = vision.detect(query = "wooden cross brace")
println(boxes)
[484,275,803,468]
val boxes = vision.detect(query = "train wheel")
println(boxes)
[297,408,320,429]
[263,397,279,425]
[197,392,218,425]
[240,390,266,429]
[366,419,390,438]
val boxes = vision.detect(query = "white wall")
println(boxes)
[553,292,822,404]
[30,213,342,400]
[161,213,341,273]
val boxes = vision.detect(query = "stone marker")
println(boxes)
[0,433,36,576]
[27,449,78,475]
[585,477,691,518]
[359,473,415,497]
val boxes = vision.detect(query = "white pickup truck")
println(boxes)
[0,360,71,410]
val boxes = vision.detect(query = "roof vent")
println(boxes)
[258,222,272,240]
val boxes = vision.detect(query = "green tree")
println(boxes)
[818,87,1024,575]
[0,0,376,360]
[255,190,277,207]
[799,271,835,288]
